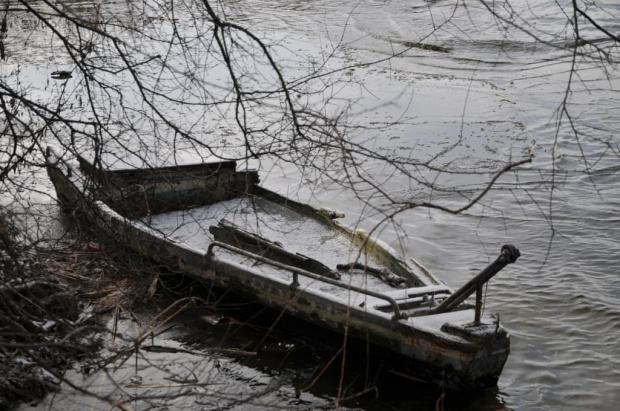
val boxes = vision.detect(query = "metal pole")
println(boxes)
[475,284,483,324]
[429,245,520,316]
[207,241,406,320]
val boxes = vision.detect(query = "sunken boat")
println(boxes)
[45,147,519,390]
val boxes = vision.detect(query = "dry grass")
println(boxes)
[36,241,159,314]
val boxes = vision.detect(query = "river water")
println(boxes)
[2,1,620,410]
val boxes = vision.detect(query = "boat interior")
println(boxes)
[75,155,456,317]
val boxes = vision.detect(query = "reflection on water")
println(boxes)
[4,0,620,409]
[28,300,513,411]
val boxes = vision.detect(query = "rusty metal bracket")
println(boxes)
[207,241,405,321]
[428,245,520,323]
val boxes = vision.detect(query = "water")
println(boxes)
[3,0,620,409]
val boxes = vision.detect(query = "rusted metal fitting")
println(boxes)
[500,244,520,264]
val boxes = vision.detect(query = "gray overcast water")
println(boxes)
[3,0,620,410]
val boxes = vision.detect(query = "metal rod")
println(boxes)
[291,272,300,289]
[429,245,520,316]
[475,284,483,324]
[207,241,405,321]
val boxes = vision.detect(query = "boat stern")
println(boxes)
[439,317,510,390]
[393,309,510,391]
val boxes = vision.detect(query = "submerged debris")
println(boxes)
[50,70,73,79]
[336,262,408,288]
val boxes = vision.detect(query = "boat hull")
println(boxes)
[45,150,510,390]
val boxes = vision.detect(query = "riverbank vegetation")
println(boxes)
[0,213,165,409]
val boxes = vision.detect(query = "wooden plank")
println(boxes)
[209,219,341,280]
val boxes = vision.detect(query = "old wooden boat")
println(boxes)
[45,147,519,390]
